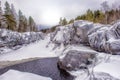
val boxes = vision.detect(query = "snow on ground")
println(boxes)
[69,52,120,80]
[94,53,120,79]
[0,31,120,80]
[94,61,120,79]
[0,69,52,80]
[0,36,57,61]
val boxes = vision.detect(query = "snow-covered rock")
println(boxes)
[50,20,96,46]
[66,52,120,80]
[88,21,120,54]
[50,20,120,80]
[0,29,44,54]
[88,27,109,52]
[58,50,96,71]
[0,69,52,80]
[73,20,94,44]
[50,24,75,46]
[50,20,120,54]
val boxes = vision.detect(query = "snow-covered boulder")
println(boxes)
[21,32,44,44]
[88,21,120,54]
[0,29,44,54]
[58,50,96,71]
[73,20,94,44]
[0,29,22,47]
[50,20,120,55]
[88,27,109,52]
[50,24,75,46]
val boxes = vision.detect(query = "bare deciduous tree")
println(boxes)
[101,1,110,24]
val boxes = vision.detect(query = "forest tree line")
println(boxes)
[0,1,38,32]
[59,1,120,25]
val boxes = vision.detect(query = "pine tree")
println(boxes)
[0,1,2,27]
[75,14,86,20]
[69,19,74,24]
[4,1,17,31]
[18,10,24,32]
[29,16,36,31]
[11,4,19,29]
[62,18,67,26]
[59,17,68,26]
[86,9,94,21]
[59,17,63,25]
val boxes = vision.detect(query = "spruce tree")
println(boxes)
[86,9,94,21]
[69,19,74,24]
[18,10,24,32]
[0,1,2,27]
[59,17,63,25]
[29,16,36,31]
[62,18,67,25]
[4,1,16,31]
[11,4,18,29]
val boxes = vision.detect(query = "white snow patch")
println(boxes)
[0,36,57,61]
[0,69,52,80]
[94,61,120,79]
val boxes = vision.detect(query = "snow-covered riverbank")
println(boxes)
[0,20,120,80]
[0,35,57,61]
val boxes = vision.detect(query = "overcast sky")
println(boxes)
[1,0,120,26]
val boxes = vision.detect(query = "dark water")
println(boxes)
[0,57,74,80]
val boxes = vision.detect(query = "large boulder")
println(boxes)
[88,27,109,52]
[88,22,120,54]
[73,20,94,44]
[58,50,96,71]
[50,24,75,46]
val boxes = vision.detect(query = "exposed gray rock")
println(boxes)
[88,22,120,54]
[88,27,109,52]
[73,20,94,44]
[58,50,96,71]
